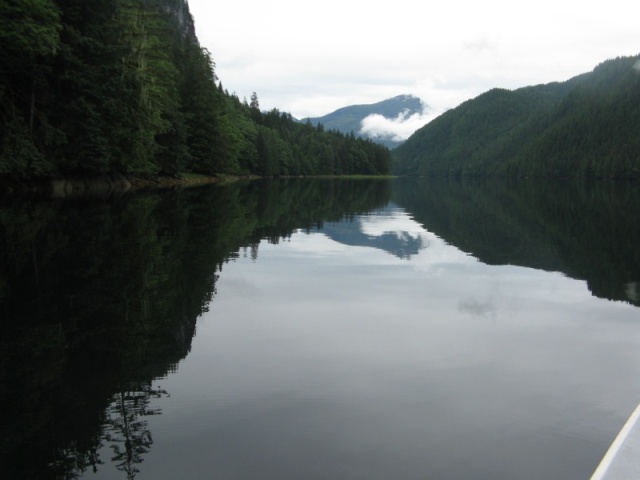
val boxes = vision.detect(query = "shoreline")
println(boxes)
[0,173,395,199]
[0,173,245,199]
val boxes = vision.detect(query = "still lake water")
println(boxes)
[1,178,639,479]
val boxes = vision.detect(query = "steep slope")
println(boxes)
[304,94,424,148]
[0,0,391,180]
[393,55,640,178]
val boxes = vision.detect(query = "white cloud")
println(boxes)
[188,0,640,120]
[360,109,430,143]
[358,208,425,238]
[358,79,482,141]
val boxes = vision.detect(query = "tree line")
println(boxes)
[0,0,391,179]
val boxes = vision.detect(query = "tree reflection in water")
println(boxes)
[4,177,639,479]
[0,179,392,480]
[104,384,169,479]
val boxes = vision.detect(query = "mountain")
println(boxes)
[392,55,640,178]
[313,204,426,259]
[303,94,424,149]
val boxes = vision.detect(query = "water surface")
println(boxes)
[1,178,639,479]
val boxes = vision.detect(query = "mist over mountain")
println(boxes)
[303,95,427,149]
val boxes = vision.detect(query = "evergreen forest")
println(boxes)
[0,0,391,180]
[392,55,640,178]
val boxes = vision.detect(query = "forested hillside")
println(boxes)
[393,55,640,178]
[0,0,391,179]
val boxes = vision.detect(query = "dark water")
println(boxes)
[1,178,639,480]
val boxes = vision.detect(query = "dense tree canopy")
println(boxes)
[392,55,640,179]
[0,0,391,179]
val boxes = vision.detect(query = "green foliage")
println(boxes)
[0,0,62,176]
[0,114,52,175]
[393,55,640,179]
[0,0,390,178]
[0,0,61,61]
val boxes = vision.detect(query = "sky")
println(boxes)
[187,0,639,140]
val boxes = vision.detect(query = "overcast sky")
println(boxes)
[187,0,638,138]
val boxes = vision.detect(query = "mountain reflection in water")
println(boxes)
[0,177,639,480]
[314,204,428,259]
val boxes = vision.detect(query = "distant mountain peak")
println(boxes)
[394,94,420,101]
[304,94,426,149]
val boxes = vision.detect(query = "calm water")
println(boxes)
[1,178,639,479]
